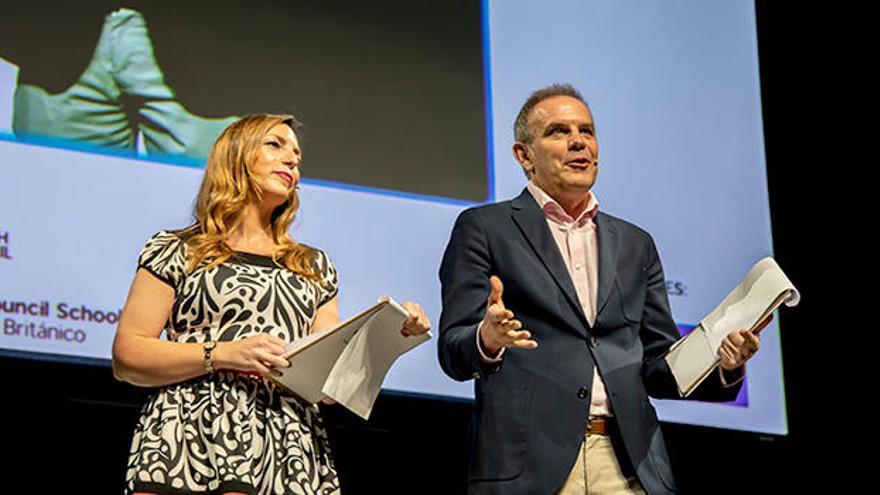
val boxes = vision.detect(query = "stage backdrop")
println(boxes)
[0,0,785,434]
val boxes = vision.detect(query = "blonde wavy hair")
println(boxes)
[178,114,320,280]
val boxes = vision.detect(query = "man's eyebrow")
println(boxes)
[541,121,595,133]
[542,122,568,132]
[544,120,595,129]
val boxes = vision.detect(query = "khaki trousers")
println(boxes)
[558,432,646,495]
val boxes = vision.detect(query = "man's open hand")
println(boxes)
[479,276,538,356]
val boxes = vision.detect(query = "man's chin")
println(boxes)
[564,181,595,194]
[562,169,596,186]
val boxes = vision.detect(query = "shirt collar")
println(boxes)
[526,181,599,227]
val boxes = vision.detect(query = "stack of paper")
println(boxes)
[270,296,431,419]
[665,257,800,397]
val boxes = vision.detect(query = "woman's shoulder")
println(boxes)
[297,243,333,267]
[167,225,200,242]
[142,225,198,249]
[138,229,192,288]
[298,244,337,296]
[142,230,179,249]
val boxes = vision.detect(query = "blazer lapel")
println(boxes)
[509,190,589,333]
[594,212,618,319]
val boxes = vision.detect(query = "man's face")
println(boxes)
[516,96,599,201]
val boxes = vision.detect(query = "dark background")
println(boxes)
[0,2,842,493]
[0,0,489,201]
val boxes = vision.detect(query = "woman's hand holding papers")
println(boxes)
[400,302,431,337]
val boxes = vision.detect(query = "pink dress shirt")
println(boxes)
[478,181,612,417]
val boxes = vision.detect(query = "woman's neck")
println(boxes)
[226,203,276,251]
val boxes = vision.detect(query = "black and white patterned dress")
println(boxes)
[125,231,341,495]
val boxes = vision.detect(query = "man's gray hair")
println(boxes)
[513,83,590,143]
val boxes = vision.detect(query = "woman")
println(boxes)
[112,114,430,494]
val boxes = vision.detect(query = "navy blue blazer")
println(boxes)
[438,189,742,495]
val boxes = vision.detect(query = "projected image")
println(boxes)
[0,0,488,201]
[10,8,236,161]
[2,0,785,435]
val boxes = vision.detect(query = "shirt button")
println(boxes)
[577,387,589,400]
[575,262,583,270]
[590,336,599,348]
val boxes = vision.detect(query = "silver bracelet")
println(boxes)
[203,341,217,374]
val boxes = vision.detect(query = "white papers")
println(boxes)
[271,296,431,419]
[666,257,799,397]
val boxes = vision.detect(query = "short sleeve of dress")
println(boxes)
[137,231,187,290]
[313,249,339,307]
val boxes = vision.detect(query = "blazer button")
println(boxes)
[577,387,588,400]
[590,336,599,348]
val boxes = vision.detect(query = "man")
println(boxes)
[438,84,762,494]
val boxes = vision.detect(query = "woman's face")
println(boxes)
[249,122,301,208]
